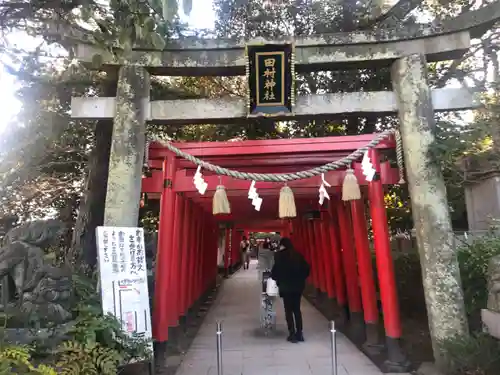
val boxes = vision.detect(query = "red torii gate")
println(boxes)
[143,132,403,361]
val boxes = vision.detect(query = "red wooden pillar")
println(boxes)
[304,221,317,287]
[169,193,185,326]
[350,198,380,346]
[201,218,211,291]
[228,227,234,271]
[153,154,177,342]
[367,148,407,365]
[196,210,206,297]
[179,198,192,317]
[185,205,195,309]
[282,220,292,238]
[294,220,304,254]
[187,205,200,307]
[293,219,304,250]
[224,226,230,277]
[313,220,327,293]
[212,221,220,281]
[319,214,335,299]
[232,229,239,267]
[191,207,200,302]
[237,230,243,264]
[335,196,364,333]
[327,201,347,308]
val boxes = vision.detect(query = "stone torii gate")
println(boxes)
[68,2,500,370]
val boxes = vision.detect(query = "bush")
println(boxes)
[456,233,500,329]
[47,278,152,374]
[440,332,500,375]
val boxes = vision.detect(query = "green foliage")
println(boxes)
[54,341,121,375]
[457,233,500,320]
[50,305,151,374]
[0,345,57,375]
[64,302,151,363]
[440,332,500,375]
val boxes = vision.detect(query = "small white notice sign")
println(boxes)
[96,226,153,352]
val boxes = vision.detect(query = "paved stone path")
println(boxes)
[175,260,390,375]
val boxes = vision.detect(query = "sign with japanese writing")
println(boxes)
[246,43,295,117]
[96,227,153,351]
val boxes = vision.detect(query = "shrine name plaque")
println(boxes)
[246,43,295,117]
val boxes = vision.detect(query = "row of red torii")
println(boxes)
[143,133,409,368]
[67,7,500,368]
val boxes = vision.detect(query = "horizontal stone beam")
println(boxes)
[64,2,500,75]
[71,88,481,125]
[75,32,470,75]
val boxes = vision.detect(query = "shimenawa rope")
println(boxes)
[149,129,396,183]
[395,129,405,184]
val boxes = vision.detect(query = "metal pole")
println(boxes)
[216,321,223,375]
[330,320,338,375]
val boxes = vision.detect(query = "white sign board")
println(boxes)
[96,227,153,350]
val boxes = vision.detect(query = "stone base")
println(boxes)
[384,336,411,373]
[348,312,366,343]
[481,308,500,338]
[417,362,445,375]
[120,361,153,375]
[363,323,383,356]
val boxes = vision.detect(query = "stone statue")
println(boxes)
[0,219,73,325]
[487,254,500,313]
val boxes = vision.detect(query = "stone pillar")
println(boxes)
[104,65,150,226]
[391,54,469,368]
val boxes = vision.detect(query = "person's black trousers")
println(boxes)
[282,291,303,334]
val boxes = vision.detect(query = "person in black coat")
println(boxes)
[271,237,310,343]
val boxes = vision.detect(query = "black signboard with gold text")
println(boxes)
[246,43,294,117]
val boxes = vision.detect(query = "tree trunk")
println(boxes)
[69,81,115,270]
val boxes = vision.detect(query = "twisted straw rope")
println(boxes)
[149,129,396,182]
[143,138,150,169]
[395,129,405,184]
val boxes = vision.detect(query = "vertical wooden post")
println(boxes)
[187,206,200,308]
[231,228,238,269]
[196,209,206,299]
[305,221,318,288]
[367,148,408,369]
[202,217,210,292]
[169,193,185,327]
[179,198,191,318]
[336,198,364,338]
[295,220,304,255]
[328,201,347,310]
[313,220,327,293]
[224,226,230,278]
[350,198,381,351]
[153,154,177,341]
[319,214,335,299]
[212,221,220,282]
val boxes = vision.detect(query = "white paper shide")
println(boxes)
[96,227,152,347]
[318,173,331,205]
[248,180,263,211]
[361,151,376,182]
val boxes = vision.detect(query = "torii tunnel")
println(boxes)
[143,132,403,356]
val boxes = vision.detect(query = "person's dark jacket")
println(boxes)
[271,250,310,296]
